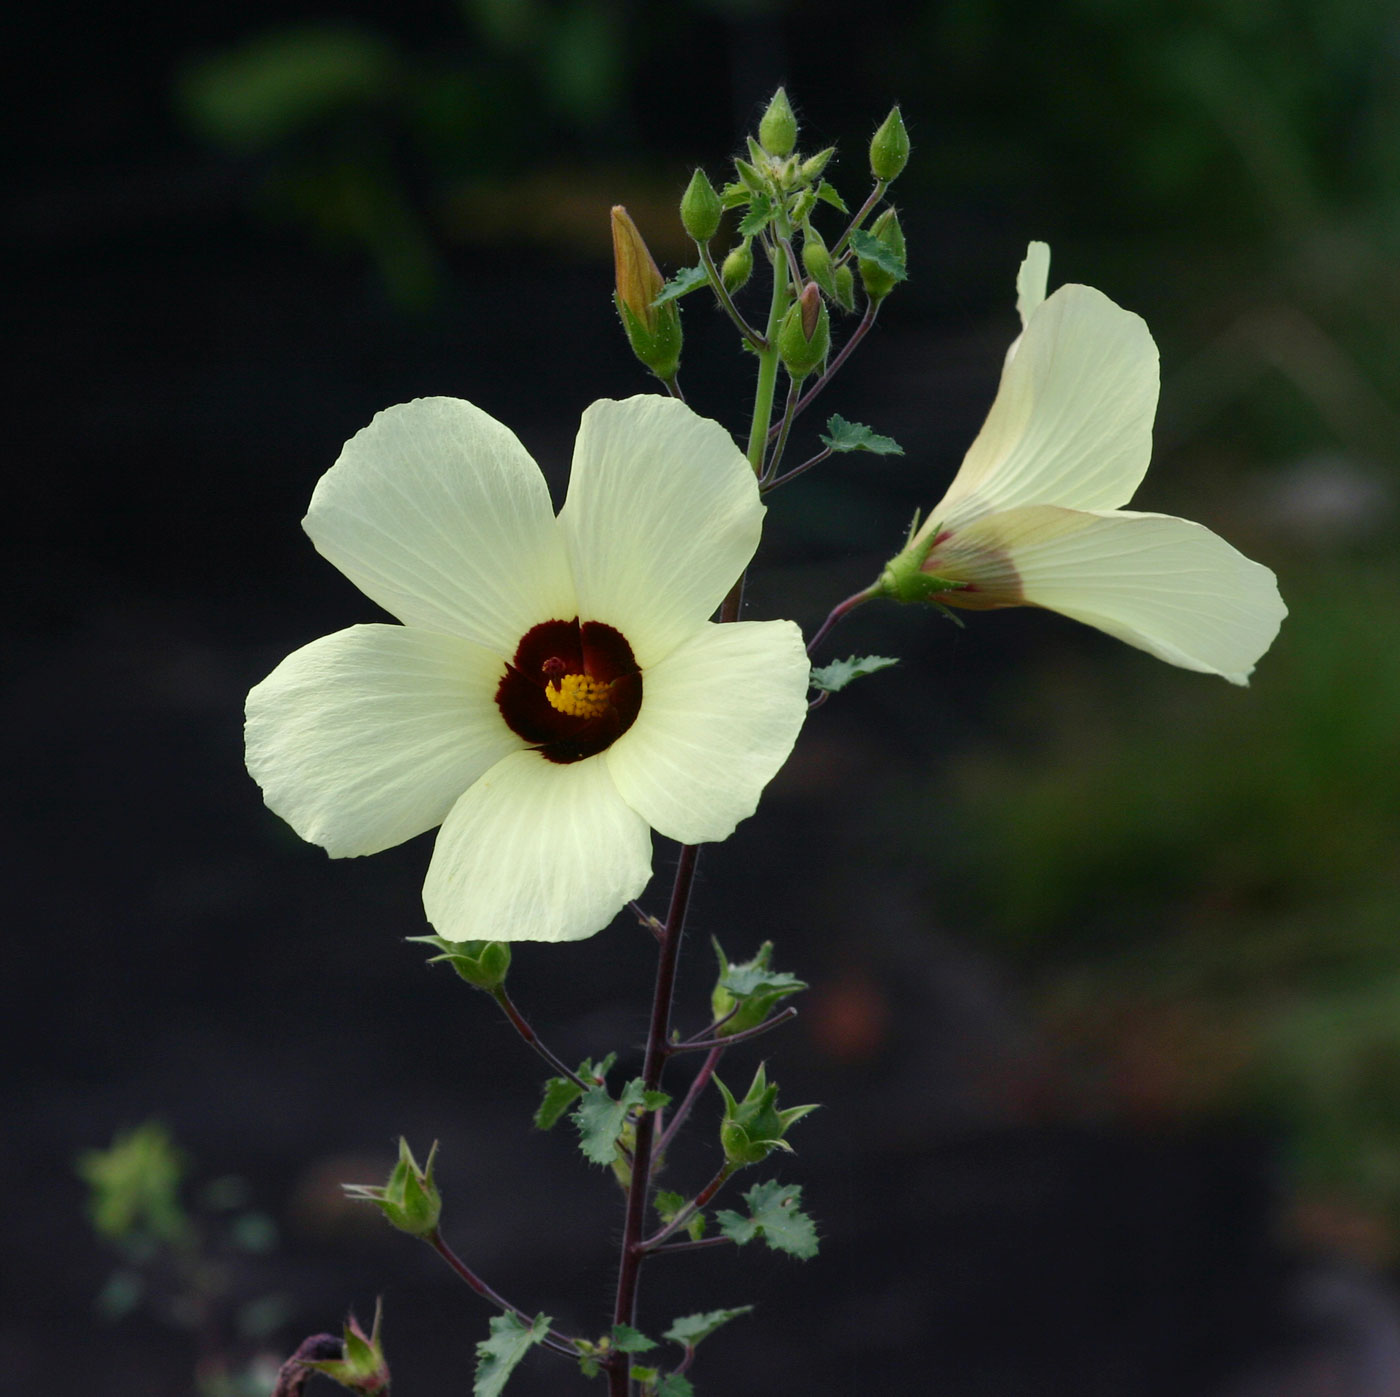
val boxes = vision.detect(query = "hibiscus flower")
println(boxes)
[881,242,1286,683]
[246,395,808,942]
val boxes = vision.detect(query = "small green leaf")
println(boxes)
[578,1355,601,1379]
[716,1180,819,1259]
[574,1078,669,1166]
[848,228,908,282]
[719,182,749,208]
[815,181,848,212]
[659,1376,696,1397]
[535,1054,614,1131]
[630,1365,659,1384]
[738,194,775,238]
[663,1306,754,1348]
[652,264,708,307]
[611,1324,657,1354]
[654,1189,686,1221]
[809,655,900,694]
[474,1312,551,1397]
[819,413,904,456]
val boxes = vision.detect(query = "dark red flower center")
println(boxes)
[495,618,643,764]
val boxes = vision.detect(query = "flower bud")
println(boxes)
[758,87,798,157]
[833,262,855,311]
[711,938,807,1038]
[801,146,835,183]
[680,167,722,244]
[413,935,510,991]
[611,205,682,381]
[298,1302,391,1396]
[776,282,829,380]
[343,1139,441,1239]
[721,238,754,294]
[857,207,906,304]
[869,106,910,183]
[715,1064,818,1168]
[800,226,836,299]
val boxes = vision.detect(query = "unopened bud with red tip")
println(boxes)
[721,238,754,294]
[777,282,830,379]
[680,168,722,244]
[297,1301,391,1396]
[870,106,910,183]
[343,1138,441,1239]
[611,205,682,381]
[759,87,798,157]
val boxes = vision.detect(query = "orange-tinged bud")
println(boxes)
[611,205,665,332]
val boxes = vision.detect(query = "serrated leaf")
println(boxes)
[578,1355,601,1379]
[815,181,847,212]
[652,264,708,307]
[819,413,904,456]
[574,1078,669,1166]
[663,1306,754,1348]
[808,654,900,694]
[716,1181,818,1259]
[535,1054,614,1130]
[848,228,907,281]
[654,1189,686,1221]
[738,194,775,238]
[611,1324,657,1354]
[721,962,806,1000]
[719,181,749,208]
[474,1312,551,1397]
[659,1376,695,1397]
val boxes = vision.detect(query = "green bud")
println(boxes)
[800,226,836,299]
[776,283,830,380]
[869,105,910,182]
[711,939,808,1038]
[789,189,815,226]
[833,261,856,312]
[758,87,798,157]
[300,1301,391,1396]
[680,167,722,244]
[734,156,765,192]
[721,238,754,294]
[715,1064,818,1168]
[611,205,682,382]
[412,935,511,991]
[857,207,906,304]
[801,146,835,183]
[344,1139,442,1239]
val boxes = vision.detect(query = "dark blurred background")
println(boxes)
[7,0,1400,1393]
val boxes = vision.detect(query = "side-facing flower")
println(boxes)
[879,243,1286,684]
[246,395,809,941]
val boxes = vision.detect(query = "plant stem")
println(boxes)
[807,583,882,657]
[763,445,832,493]
[656,1044,724,1158]
[670,1005,798,1054]
[491,987,587,1088]
[831,178,888,259]
[770,301,880,441]
[699,244,765,350]
[428,1230,578,1358]
[608,843,701,1396]
[760,376,802,485]
[744,243,795,475]
[639,1162,735,1252]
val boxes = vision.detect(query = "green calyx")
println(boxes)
[776,284,830,379]
[343,1138,442,1239]
[878,528,965,604]
[680,167,722,244]
[711,938,807,1038]
[869,105,910,182]
[301,1302,391,1396]
[758,87,798,156]
[721,239,754,294]
[856,207,907,304]
[412,935,511,991]
[715,1064,818,1168]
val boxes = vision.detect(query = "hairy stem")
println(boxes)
[491,987,587,1088]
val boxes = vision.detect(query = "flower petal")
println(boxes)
[423,749,652,942]
[959,505,1287,684]
[605,619,809,844]
[304,398,577,655]
[246,624,520,857]
[1014,241,1051,330]
[558,396,762,667]
[934,284,1159,528]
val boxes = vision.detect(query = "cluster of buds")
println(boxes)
[611,87,910,394]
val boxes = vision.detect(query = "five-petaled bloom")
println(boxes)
[246,396,809,942]
[880,242,1286,683]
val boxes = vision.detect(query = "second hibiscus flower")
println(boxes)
[246,395,809,943]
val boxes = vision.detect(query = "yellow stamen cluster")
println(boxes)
[545,673,612,719]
